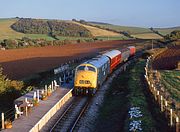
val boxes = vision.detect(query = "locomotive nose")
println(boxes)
[74,71,96,87]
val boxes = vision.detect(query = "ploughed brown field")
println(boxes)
[152,45,180,70]
[0,40,141,80]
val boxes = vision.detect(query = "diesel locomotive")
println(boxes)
[73,46,136,95]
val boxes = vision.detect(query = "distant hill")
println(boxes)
[88,22,163,39]
[0,18,179,41]
[11,18,92,37]
[154,27,180,36]
[88,21,112,25]
[72,21,123,37]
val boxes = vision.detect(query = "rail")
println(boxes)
[29,89,73,132]
[70,98,90,131]
[49,97,90,132]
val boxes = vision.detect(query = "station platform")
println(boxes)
[2,82,73,132]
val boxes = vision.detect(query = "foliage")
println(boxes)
[32,98,39,106]
[0,67,24,94]
[11,18,92,37]
[0,36,97,49]
[4,119,12,126]
[21,86,33,95]
[165,30,180,40]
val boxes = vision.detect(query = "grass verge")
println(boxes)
[160,70,180,102]
[94,59,168,132]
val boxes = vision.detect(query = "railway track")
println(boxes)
[50,97,91,132]
[48,46,150,132]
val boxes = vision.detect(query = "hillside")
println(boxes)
[89,22,163,39]
[1,18,178,42]
[11,18,92,37]
[152,45,180,70]
[0,18,55,41]
[0,18,24,40]
[154,27,180,36]
[72,21,123,37]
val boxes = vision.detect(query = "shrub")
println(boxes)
[0,67,24,94]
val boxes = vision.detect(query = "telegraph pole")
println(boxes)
[151,39,154,50]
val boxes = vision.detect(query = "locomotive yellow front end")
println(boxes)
[74,64,97,95]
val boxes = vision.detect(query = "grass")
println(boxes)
[160,70,180,102]
[131,33,163,39]
[56,36,92,41]
[89,23,153,34]
[24,34,55,41]
[124,60,156,131]
[73,21,122,37]
[97,36,129,40]
[0,18,56,41]
[154,27,180,36]
[94,59,163,132]
[0,18,24,40]
[89,22,164,39]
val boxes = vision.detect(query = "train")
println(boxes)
[73,46,136,95]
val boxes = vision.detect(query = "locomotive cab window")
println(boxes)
[77,66,96,72]
[87,66,96,72]
[77,66,85,71]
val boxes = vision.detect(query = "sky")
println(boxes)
[0,0,180,28]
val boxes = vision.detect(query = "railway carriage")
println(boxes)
[74,55,110,95]
[103,50,121,73]
[120,48,130,62]
[128,46,136,56]
[73,46,136,96]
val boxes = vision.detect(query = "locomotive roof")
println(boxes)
[103,50,121,59]
[120,47,129,52]
[85,55,109,68]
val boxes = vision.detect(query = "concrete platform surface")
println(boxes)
[2,87,71,132]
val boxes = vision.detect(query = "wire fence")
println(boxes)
[144,55,179,132]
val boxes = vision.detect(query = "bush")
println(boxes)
[0,67,24,94]
[11,18,92,37]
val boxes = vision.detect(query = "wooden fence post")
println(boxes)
[153,87,156,100]
[165,100,168,117]
[157,90,159,102]
[37,90,39,102]
[160,95,164,112]
[170,109,173,127]
[15,104,18,119]
[33,92,36,100]
[176,116,179,132]
[1,113,4,129]
[52,81,54,91]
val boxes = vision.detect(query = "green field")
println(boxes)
[90,23,152,34]
[0,18,24,40]
[96,35,129,40]
[155,27,180,36]
[0,18,178,41]
[56,36,91,41]
[0,18,56,41]
[160,70,180,102]
[24,34,55,41]
[132,33,163,39]
[89,22,164,39]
